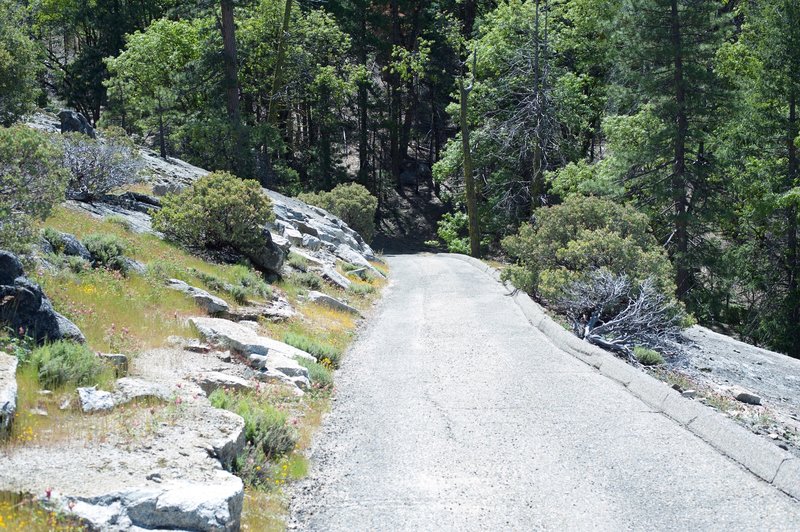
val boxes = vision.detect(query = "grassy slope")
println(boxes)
[2,204,387,531]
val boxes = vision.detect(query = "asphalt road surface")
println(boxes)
[289,254,800,531]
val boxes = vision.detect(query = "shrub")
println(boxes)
[292,272,322,290]
[0,126,69,253]
[436,211,470,254]
[27,341,111,389]
[287,252,309,272]
[282,332,342,368]
[83,233,129,272]
[347,283,375,296]
[501,196,675,301]
[298,183,377,242]
[634,346,665,366]
[62,130,144,201]
[42,227,67,254]
[298,358,333,390]
[553,270,686,358]
[152,172,275,255]
[192,266,271,302]
[209,389,297,459]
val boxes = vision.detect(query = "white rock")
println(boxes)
[189,317,316,362]
[321,266,352,290]
[335,245,384,278]
[192,371,254,396]
[308,291,361,316]
[60,473,244,531]
[301,234,323,251]
[0,353,17,436]
[167,279,229,314]
[77,387,116,413]
[248,353,309,379]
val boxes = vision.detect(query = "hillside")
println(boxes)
[0,118,387,530]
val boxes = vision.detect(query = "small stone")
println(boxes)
[38,390,53,396]
[29,407,48,416]
[681,389,697,399]
[731,387,761,405]
[99,353,128,376]
[185,343,211,354]
[769,433,779,439]
[671,383,683,392]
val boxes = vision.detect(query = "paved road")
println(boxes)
[290,254,800,531]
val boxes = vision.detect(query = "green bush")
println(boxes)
[501,196,675,301]
[287,252,309,272]
[347,283,375,296]
[83,233,129,272]
[209,389,297,459]
[152,172,275,254]
[298,183,377,243]
[634,346,665,366]
[282,332,342,368]
[0,126,69,253]
[27,341,112,389]
[436,211,470,254]
[298,358,333,390]
[0,1,40,126]
[42,227,67,254]
[292,272,323,290]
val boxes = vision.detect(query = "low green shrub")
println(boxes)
[298,358,333,390]
[0,125,69,253]
[298,183,377,243]
[282,332,342,368]
[347,283,375,296]
[27,341,112,389]
[83,233,129,272]
[230,265,271,299]
[152,172,275,255]
[42,227,66,253]
[209,389,297,459]
[65,255,90,274]
[292,272,323,290]
[634,346,665,366]
[501,196,675,301]
[287,252,309,272]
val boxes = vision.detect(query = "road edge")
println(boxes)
[443,253,800,501]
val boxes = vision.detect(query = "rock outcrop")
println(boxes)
[307,291,361,316]
[0,251,85,344]
[167,279,229,315]
[189,317,315,392]
[57,109,95,138]
[0,352,17,437]
[59,474,244,532]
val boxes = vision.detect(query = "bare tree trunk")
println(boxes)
[670,0,691,300]
[460,75,480,258]
[787,94,800,355]
[357,3,370,187]
[268,0,293,125]
[221,0,240,123]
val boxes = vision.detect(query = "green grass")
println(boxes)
[282,332,343,368]
[290,272,323,290]
[287,252,308,271]
[298,358,333,390]
[25,341,115,389]
[633,346,665,366]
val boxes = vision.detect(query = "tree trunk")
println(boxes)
[670,0,691,300]
[460,76,480,258]
[389,0,403,189]
[357,5,370,186]
[268,0,293,125]
[221,0,240,123]
[787,94,799,355]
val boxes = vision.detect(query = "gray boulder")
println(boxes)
[60,474,244,532]
[246,229,287,275]
[42,231,92,261]
[192,371,254,396]
[167,279,229,314]
[0,251,86,344]
[0,352,17,437]
[58,109,95,138]
[321,266,352,290]
[301,234,323,251]
[308,291,361,316]
[189,317,315,363]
